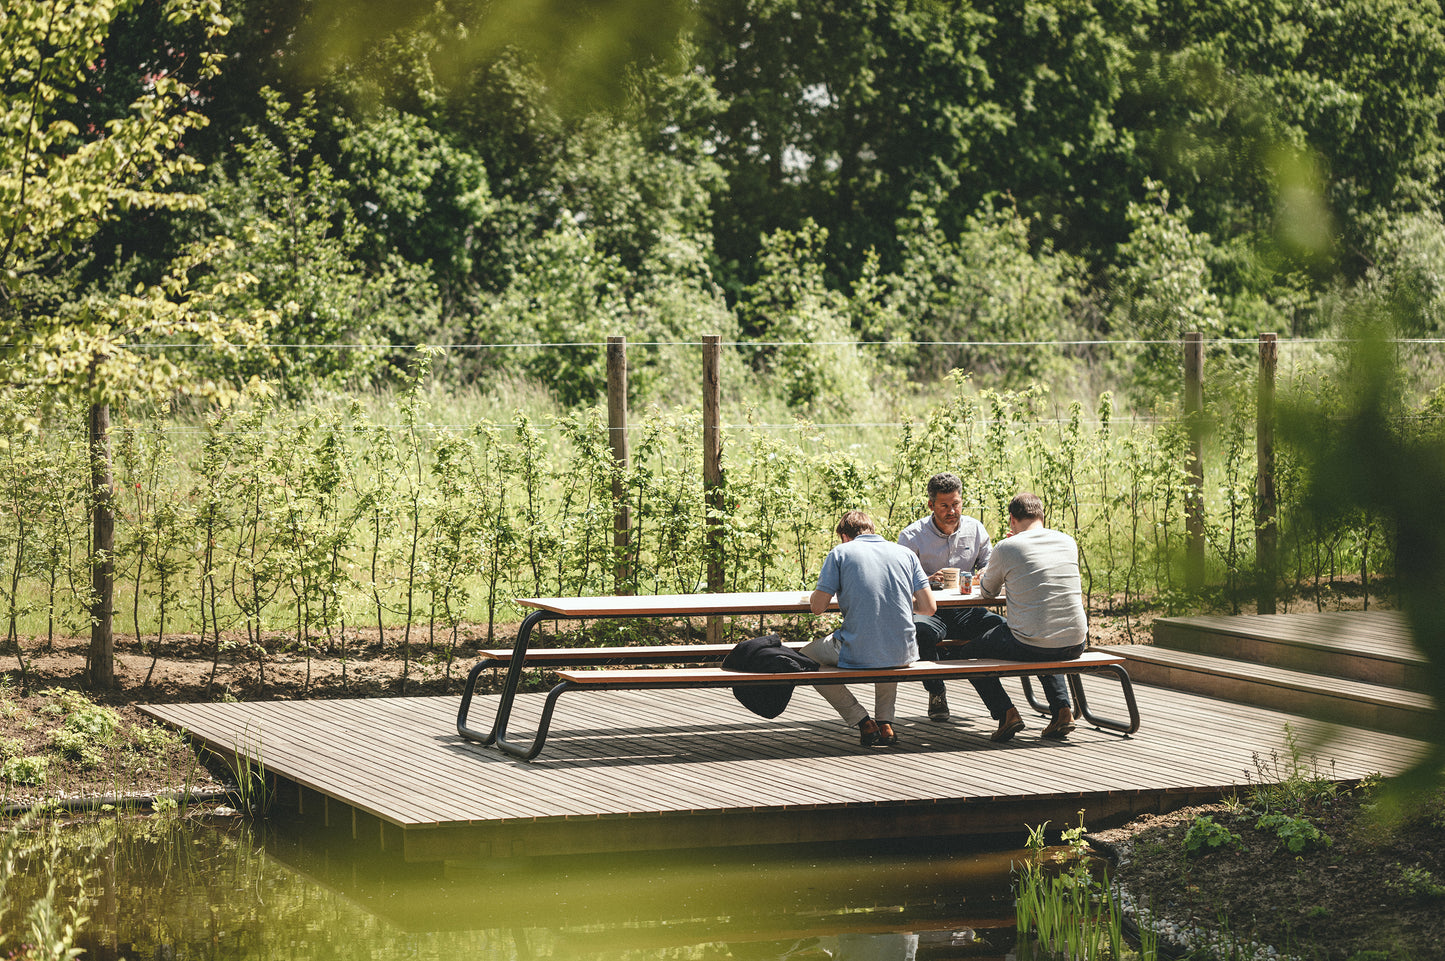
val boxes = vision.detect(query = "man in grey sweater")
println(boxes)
[970,492,1089,742]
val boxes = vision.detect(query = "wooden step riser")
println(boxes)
[1124,659,1432,739]
[1151,624,1429,691]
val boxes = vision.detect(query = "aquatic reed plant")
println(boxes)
[224,725,273,818]
[1014,813,1150,961]
[0,813,91,961]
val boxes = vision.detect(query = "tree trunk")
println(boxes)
[89,402,116,690]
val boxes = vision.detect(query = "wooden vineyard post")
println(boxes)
[607,336,633,594]
[1256,333,1278,613]
[703,335,724,644]
[1184,332,1205,592]
[89,401,116,690]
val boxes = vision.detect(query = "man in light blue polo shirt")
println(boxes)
[805,510,936,747]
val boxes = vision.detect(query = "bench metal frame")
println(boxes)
[489,653,1137,760]
[457,597,1138,761]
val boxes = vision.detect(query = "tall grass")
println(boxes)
[1013,814,1160,961]
[0,352,1412,685]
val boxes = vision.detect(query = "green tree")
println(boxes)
[886,198,1089,386]
[1107,181,1227,405]
[0,0,268,423]
[339,106,492,328]
[2,0,271,690]
[198,87,425,394]
[740,221,876,413]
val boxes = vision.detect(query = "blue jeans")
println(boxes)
[957,620,1084,719]
[913,606,1004,694]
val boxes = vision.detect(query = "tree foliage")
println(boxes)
[0,0,269,427]
[8,0,1445,415]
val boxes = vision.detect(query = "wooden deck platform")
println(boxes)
[140,663,1427,862]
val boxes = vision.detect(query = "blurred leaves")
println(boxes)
[1283,320,1445,793]
[292,0,696,112]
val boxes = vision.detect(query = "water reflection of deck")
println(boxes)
[142,635,1427,862]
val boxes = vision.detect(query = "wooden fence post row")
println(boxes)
[652,332,1282,603]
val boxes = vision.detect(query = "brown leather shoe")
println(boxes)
[990,707,1025,743]
[1041,706,1076,740]
[858,717,881,746]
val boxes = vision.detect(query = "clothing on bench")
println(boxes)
[720,633,819,718]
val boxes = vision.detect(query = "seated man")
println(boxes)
[969,492,1088,742]
[897,471,995,721]
[806,509,936,747]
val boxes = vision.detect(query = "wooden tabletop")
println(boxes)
[516,589,999,618]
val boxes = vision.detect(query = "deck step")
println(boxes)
[1107,644,1434,738]
[1151,611,1427,691]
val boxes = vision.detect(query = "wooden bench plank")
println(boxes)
[478,651,1140,761]
[555,651,1128,686]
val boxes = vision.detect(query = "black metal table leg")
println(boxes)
[1016,667,1141,735]
[1069,666,1140,735]
[457,609,557,746]
[1020,675,1049,715]
[494,680,575,760]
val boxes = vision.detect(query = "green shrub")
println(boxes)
[1182,815,1242,857]
[129,725,181,754]
[63,704,121,743]
[1254,812,1332,854]
[1384,864,1445,901]
[1248,723,1338,814]
[1,755,49,785]
[48,727,103,767]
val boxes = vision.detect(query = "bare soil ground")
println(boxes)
[1093,790,1445,961]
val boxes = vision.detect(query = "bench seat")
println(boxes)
[496,650,1138,760]
[555,651,1124,687]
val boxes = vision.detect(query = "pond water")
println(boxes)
[1,814,1041,961]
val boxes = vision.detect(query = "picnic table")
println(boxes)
[455,588,1035,759]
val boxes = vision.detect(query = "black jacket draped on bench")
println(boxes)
[722,634,819,718]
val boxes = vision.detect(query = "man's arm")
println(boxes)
[897,523,936,576]
[979,550,1005,598]
[913,585,937,616]
[809,589,833,615]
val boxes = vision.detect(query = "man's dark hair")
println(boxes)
[836,510,876,539]
[1008,492,1046,522]
[926,472,962,500]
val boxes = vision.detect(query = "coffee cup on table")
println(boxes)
[935,567,960,590]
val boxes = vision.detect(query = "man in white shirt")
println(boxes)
[896,472,995,722]
[972,492,1089,742]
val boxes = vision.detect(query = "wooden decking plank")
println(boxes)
[146,704,435,822]
[499,702,820,815]
[1159,611,1418,660]
[235,701,489,820]
[1118,646,1433,707]
[268,699,541,818]
[140,658,1429,850]
[181,697,520,821]
[158,699,463,822]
